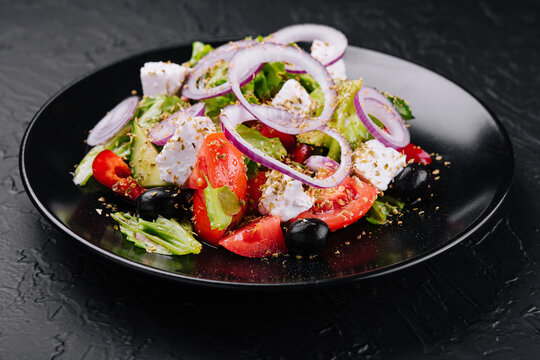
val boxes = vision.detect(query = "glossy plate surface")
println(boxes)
[20,41,514,288]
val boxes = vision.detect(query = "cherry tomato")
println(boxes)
[398,143,432,165]
[219,216,287,258]
[92,150,145,201]
[290,143,312,164]
[251,121,296,152]
[292,177,378,231]
[246,171,267,214]
[188,133,248,246]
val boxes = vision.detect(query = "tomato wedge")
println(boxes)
[192,191,245,246]
[92,150,145,201]
[398,143,432,165]
[187,133,248,195]
[246,171,267,214]
[293,177,378,231]
[188,133,248,246]
[219,216,287,258]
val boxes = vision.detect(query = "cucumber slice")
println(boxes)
[130,122,168,187]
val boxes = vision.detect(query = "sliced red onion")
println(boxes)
[181,40,262,100]
[269,24,348,74]
[148,102,205,145]
[353,86,410,149]
[228,42,337,134]
[305,155,339,172]
[87,96,139,146]
[220,105,351,189]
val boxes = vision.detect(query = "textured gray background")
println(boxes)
[1,0,540,359]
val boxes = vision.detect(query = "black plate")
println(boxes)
[19,41,514,288]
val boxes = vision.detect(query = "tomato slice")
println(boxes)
[187,133,248,197]
[219,216,287,258]
[290,143,312,164]
[92,150,145,201]
[188,133,248,246]
[293,177,378,231]
[398,143,432,165]
[246,171,267,214]
[251,121,296,152]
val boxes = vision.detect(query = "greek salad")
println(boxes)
[73,24,434,259]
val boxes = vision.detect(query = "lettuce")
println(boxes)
[329,78,370,151]
[386,94,414,120]
[203,175,242,231]
[253,62,287,100]
[134,95,189,128]
[365,196,404,225]
[111,212,202,255]
[189,41,214,67]
[203,92,236,120]
[296,79,369,160]
[236,124,287,160]
[244,157,260,180]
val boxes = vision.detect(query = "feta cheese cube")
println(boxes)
[259,170,314,221]
[140,61,189,96]
[155,116,216,186]
[353,139,406,191]
[311,40,347,80]
[271,79,313,115]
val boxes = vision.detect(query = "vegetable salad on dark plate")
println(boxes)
[74,24,434,259]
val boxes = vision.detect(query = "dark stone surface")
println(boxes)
[1,0,539,358]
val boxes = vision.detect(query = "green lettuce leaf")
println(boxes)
[366,196,404,225]
[203,175,242,230]
[134,95,189,128]
[329,78,370,150]
[284,72,319,92]
[111,212,202,255]
[189,41,214,67]
[386,94,414,120]
[253,62,287,100]
[244,157,260,180]
[236,124,287,160]
[203,92,236,120]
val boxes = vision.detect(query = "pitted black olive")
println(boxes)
[391,163,431,202]
[136,187,192,220]
[286,218,330,256]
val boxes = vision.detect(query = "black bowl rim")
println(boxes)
[19,37,515,289]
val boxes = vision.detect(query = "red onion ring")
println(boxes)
[305,155,339,172]
[181,40,262,100]
[148,102,205,145]
[87,96,139,146]
[269,24,348,74]
[353,86,410,149]
[228,42,338,134]
[220,105,351,189]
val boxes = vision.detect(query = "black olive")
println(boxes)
[286,218,330,256]
[391,163,431,202]
[136,187,192,220]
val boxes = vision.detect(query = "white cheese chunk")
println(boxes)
[140,61,189,96]
[155,116,216,186]
[258,171,314,222]
[311,40,347,80]
[271,79,313,115]
[353,139,406,191]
